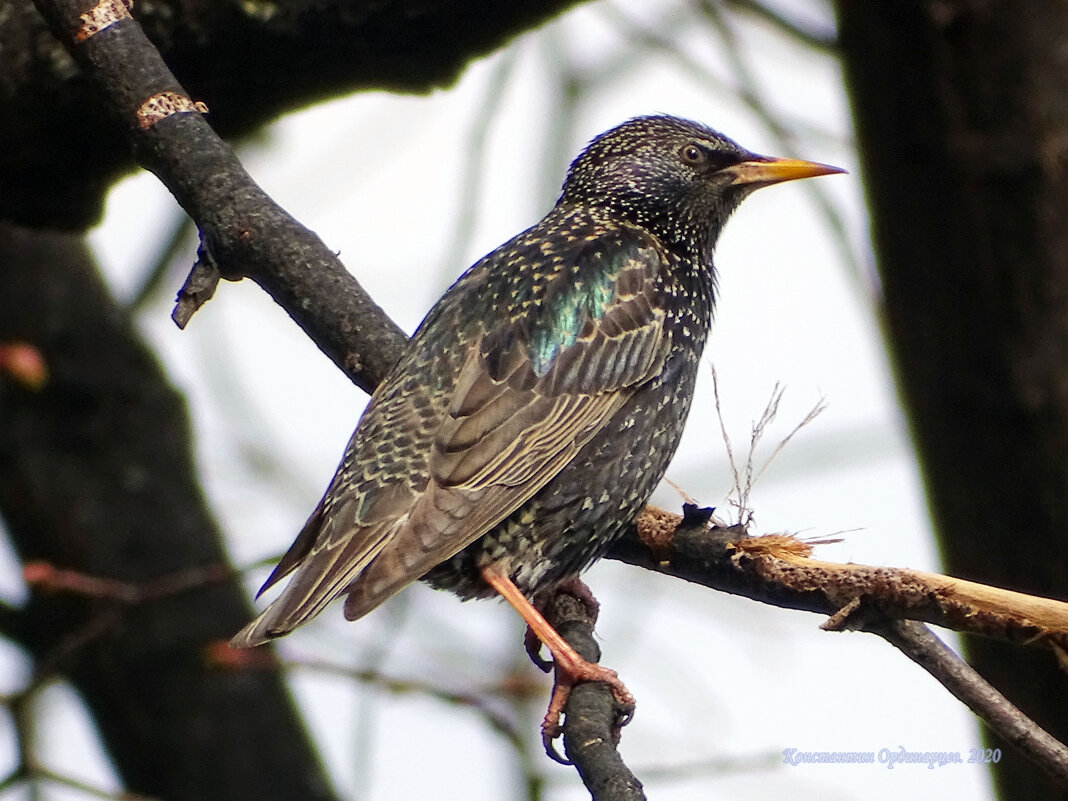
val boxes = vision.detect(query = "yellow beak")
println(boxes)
[726,156,846,186]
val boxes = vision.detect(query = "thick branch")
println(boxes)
[610,506,1068,655]
[32,0,408,392]
[4,0,586,227]
[608,507,1068,784]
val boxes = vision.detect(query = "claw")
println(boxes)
[538,650,636,761]
[541,682,572,763]
[524,624,553,673]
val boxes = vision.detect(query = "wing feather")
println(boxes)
[342,232,674,619]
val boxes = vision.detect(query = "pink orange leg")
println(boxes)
[480,566,635,760]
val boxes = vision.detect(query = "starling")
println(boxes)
[232,115,842,748]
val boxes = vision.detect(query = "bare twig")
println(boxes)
[293,657,535,760]
[439,51,519,283]
[544,591,646,801]
[710,369,825,523]
[0,670,160,801]
[744,381,786,501]
[749,393,827,487]
[23,561,231,604]
[710,365,744,510]
[877,621,1068,785]
[128,212,193,311]
[30,765,159,801]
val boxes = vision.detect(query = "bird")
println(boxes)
[232,114,843,752]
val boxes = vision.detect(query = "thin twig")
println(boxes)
[30,765,159,801]
[750,394,827,486]
[128,212,194,311]
[877,620,1068,785]
[23,561,231,604]
[742,382,785,511]
[710,371,825,523]
[710,365,744,508]
[286,656,535,760]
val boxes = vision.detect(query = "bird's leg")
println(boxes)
[480,566,635,761]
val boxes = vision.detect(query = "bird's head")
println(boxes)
[559,115,843,265]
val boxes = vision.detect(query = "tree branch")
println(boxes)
[31,0,407,393]
[877,621,1068,784]
[5,0,588,227]
[720,0,837,54]
[545,591,646,800]
[613,505,1068,656]
[609,507,1068,785]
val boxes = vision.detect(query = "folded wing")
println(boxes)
[232,226,672,646]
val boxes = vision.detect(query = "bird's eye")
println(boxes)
[679,143,707,167]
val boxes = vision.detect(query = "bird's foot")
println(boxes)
[479,566,635,761]
[540,651,636,764]
[525,578,602,673]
